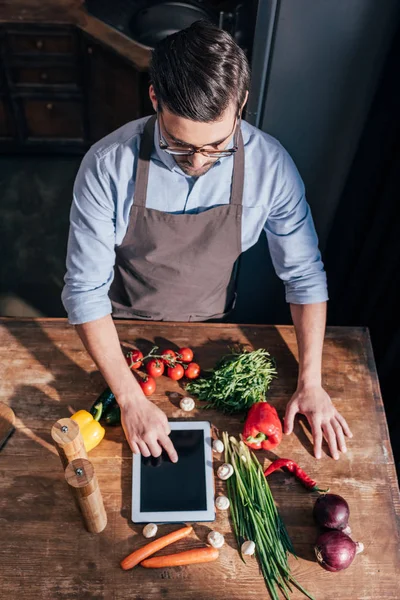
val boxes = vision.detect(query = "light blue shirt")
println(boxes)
[62,116,328,325]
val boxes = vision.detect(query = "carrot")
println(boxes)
[140,546,219,568]
[120,525,193,570]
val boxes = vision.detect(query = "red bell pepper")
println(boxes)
[243,401,282,451]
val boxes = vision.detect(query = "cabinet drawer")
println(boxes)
[8,32,76,55]
[11,65,79,87]
[21,98,83,139]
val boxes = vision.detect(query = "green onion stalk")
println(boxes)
[223,433,315,600]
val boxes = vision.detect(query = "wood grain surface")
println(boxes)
[0,0,151,70]
[0,401,15,448]
[65,458,107,533]
[0,318,399,600]
[51,417,88,469]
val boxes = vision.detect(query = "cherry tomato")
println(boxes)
[178,347,194,363]
[161,349,176,365]
[146,358,164,378]
[167,364,184,381]
[126,350,143,370]
[185,362,201,379]
[138,375,156,396]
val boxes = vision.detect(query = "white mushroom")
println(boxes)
[207,530,225,548]
[217,463,234,480]
[212,439,225,454]
[142,523,158,538]
[215,495,230,510]
[241,540,256,556]
[179,396,195,412]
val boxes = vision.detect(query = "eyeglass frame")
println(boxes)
[157,110,242,158]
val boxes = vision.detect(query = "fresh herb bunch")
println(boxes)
[186,347,277,414]
[223,433,315,600]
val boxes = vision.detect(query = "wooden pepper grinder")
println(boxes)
[65,458,107,533]
[51,417,88,469]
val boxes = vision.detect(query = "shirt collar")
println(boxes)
[150,116,249,176]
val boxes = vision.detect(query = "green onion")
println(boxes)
[223,433,315,600]
[186,347,277,413]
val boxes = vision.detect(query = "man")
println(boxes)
[62,21,352,463]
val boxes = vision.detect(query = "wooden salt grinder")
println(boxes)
[65,458,107,533]
[51,417,88,469]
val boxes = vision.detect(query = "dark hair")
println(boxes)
[149,20,250,122]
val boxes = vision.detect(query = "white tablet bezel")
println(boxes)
[131,421,215,523]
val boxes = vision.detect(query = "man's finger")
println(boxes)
[284,401,298,434]
[322,422,339,460]
[331,418,347,453]
[310,418,323,459]
[145,437,163,458]
[336,412,353,438]
[131,441,140,454]
[137,440,151,458]
[159,434,178,463]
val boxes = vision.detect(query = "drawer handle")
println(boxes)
[46,103,53,110]
[40,72,48,81]
[36,40,44,49]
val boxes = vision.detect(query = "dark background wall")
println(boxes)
[234,0,400,473]
[235,0,400,323]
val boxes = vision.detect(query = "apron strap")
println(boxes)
[230,128,245,206]
[135,114,245,208]
[134,115,157,208]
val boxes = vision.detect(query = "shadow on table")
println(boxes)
[116,324,320,563]
[0,320,113,527]
[3,320,319,561]
[1,320,114,457]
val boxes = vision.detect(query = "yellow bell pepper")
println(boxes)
[71,404,105,452]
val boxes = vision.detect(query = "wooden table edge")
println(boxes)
[362,327,400,527]
[0,317,370,332]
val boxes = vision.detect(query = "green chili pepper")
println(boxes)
[89,387,116,418]
[104,405,121,426]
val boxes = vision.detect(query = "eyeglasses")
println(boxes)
[158,111,241,158]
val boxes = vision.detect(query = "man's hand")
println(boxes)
[74,316,178,463]
[119,395,178,463]
[284,384,352,460]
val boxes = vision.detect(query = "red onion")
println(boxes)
[315,530,364,572]
[313,493,350,531]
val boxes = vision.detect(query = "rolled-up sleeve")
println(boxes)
[264,147,328,304]
[62,150,116,325]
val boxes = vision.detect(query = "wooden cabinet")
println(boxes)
[20,97,84,139]
[83,35,151,143]
[0,24,151,153]
[7,30,77,55]
[10,65,79,87]
[0,24,85,152]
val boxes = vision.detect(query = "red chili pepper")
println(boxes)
[264,458,329,492]
[242,402,282,451]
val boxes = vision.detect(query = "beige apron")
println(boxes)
[109,115,244,322]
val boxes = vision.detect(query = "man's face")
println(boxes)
[156,102,238,177]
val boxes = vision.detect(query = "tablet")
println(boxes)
[131,421,215,523]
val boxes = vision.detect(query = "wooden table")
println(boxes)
[0,319,399,600]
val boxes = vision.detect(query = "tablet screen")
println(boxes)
[140,429,207,512]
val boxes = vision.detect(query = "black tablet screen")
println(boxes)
[140,429,207,512]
